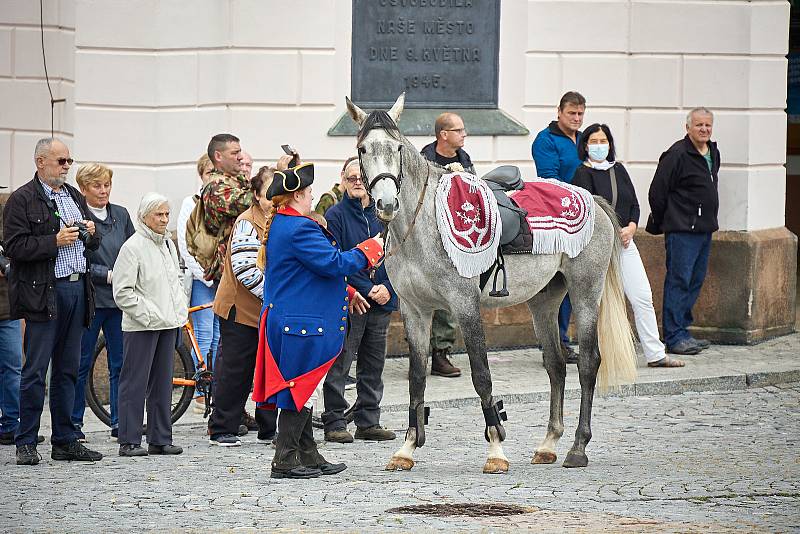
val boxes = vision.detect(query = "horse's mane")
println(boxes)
[357,110,402,145]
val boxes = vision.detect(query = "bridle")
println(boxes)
[357,140,430,273]
[359,143,403,197]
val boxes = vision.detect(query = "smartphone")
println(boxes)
[281,144,298,167]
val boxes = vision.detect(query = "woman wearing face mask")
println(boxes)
[572,124,685,368]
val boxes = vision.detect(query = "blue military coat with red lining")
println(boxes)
[252,205,383,411]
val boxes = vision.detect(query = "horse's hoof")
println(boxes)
[482,457,509,474]
[385,456,414,471]
[562,451,588,468]
[532,450,557,464]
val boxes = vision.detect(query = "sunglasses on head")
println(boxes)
[56,158,74,166]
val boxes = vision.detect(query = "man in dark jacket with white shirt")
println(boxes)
[321,158,397,443]
[647,108,720,356]
[3,138,103,465]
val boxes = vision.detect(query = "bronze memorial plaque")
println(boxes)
[351,0,500,109]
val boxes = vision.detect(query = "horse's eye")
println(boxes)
[358,146,367,154]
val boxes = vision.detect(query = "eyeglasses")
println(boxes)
[344,175,363,184]
[56,158,74,166]
[444,128,467,135]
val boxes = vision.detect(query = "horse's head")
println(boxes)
[346,93,405,223]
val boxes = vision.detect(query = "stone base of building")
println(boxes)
[386,227,797,355]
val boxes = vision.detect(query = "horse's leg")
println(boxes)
[527,276,568,464]
[563,284,602,468]
[385,307,432,471]
[452,297,509,474]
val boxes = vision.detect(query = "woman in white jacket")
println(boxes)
[113,192,188,457]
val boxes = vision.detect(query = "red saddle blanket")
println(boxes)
[435,172,502,277]
[509,178,595,258]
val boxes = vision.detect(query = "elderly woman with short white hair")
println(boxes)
[112,192,188,457]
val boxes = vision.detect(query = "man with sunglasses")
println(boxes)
[418,112,473,378]
[3,138,103,465]
[321,157,397,443]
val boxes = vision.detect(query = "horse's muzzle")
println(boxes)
[376,198,399,222]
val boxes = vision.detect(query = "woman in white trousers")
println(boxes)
[572,123,685,368]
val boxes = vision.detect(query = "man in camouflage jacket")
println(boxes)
[202,134,252,282]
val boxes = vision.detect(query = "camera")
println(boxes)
[0,244,10,277]
[71,221,92,244]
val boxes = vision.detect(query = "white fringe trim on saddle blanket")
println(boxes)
[435,172,503,278]
[512,178,595,258]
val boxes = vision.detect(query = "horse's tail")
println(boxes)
[593,197,637,394]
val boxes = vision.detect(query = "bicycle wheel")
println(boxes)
[170,343,195,424]
[86,334,196,427]
[86,332,112,427]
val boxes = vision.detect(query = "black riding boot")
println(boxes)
[298,407,346,475]
[271,409,322,479]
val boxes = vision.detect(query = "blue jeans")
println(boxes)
[558,296,572,344]
[0,319,23,435]
[190,280,219,395]
[663,232,712,347]
[73,307,124,429]
[18,279,85,446]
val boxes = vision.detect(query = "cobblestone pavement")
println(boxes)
[2,383,798,532]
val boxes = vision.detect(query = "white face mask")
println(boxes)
[587,143,610,161]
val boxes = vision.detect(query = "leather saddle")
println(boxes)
[482,166,532,253]
[478,166,533,297]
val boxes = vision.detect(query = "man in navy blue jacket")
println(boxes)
[321,159,397,443]
[531,91,586,364]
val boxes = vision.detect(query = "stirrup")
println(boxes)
[489,249,509,297]
[482,400,508,442]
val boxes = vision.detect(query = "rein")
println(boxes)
[370,153,431,274]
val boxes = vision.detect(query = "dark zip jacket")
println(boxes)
[420,141,475,174]
[3,174,100,323]
[324,193,398,312]
[86,203,135,308]
[646,135,720,235]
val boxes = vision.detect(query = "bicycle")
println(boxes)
[86,303,215,427]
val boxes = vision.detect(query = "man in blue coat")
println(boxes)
[322,158,398,443]
[531,91,586,364]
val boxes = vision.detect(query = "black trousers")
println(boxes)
[208,307,259,437]
[118,328,177,447]
[322,307,391,431]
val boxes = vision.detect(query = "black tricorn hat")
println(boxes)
[266,163,315,200]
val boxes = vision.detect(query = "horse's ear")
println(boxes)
[388,92,405,123]
[346,96,367,126]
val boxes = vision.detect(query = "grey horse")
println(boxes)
[346,94,637,473]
